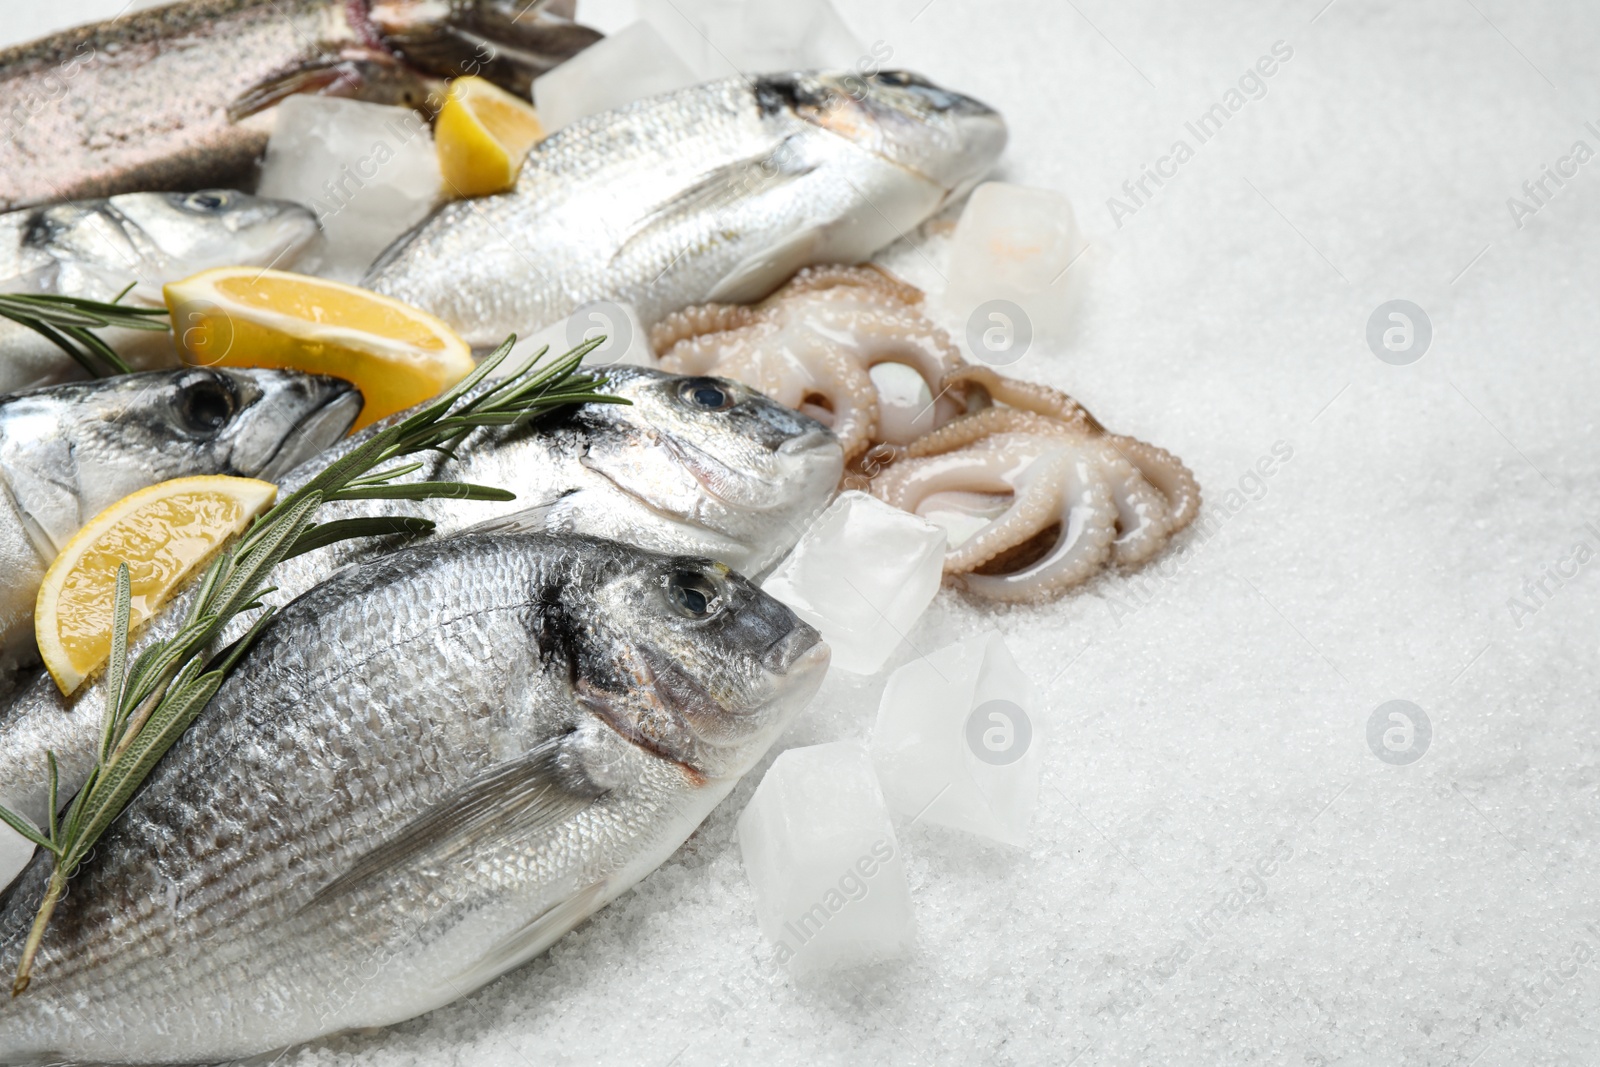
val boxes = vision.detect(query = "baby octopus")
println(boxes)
[874,366,1200,602]
[651,266,1200,603]
[651,265,966,461]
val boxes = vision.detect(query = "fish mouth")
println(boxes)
[257,387,364,480]
[762,622,827,675]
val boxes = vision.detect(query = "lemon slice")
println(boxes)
[164,267,473,430]
[36,476,278,697]
[436,75,546,197]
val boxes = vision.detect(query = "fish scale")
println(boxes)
[0,532,827,1062]
[0,367,842,863]
[364,70,1008,347]
[0,0,600,212]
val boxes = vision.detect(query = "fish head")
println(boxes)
[368,0,603,97]
[571,367,843,570]
[0,369,360,553]
[108,191,321,280]
[564,542,829,783]
[759,70,1007,201]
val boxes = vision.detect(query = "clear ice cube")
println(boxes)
[736,741,914,975]
[532,20,700,132]
[941,182,1087,350]
[639,0,865,79]
[761,491,947,676]
[870,631,1041,846]
[256,97,442,283]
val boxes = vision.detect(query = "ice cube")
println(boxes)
[736,741,914,975]
[492,300,654,376]
[638,0,865,79]
[532,20,699,132]
[761,491,947,676]
[256,97,442,283]
[870,631,1041,846]
[941,182,1087,354]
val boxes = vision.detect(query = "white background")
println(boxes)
[9,2,1600,1065]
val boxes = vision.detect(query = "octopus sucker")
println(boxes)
[652,264,1200,603]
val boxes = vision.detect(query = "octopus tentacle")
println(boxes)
[956,450,1119,603]
[649,303,761,355]
[905,408,1076,458]
[873,434,1067,572]
[780,263,927,305]
[791,337,880,460]
[943,365,1106,436]
[1085,439,1175,566]
[1105,434,1201,532]
[653,268,1199,603]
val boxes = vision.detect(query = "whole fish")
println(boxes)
[0,189,321,393]
[0,0,601,211]
[0,367,841,845]
[0,367,361,689]
[0,531,828,1062]
[364,70,1008,347]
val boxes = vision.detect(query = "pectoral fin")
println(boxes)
[227,49,434,123]
[301,734,605,912]
[613,136,820,278]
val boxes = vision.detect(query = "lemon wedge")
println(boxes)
[435,75,546,197]
[163,267,473,430]
[36,476,278,696]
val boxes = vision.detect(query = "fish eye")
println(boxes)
[180,190,231,213]
[665,569,725,620]
[679,378,733,411]
[176,373,238,435]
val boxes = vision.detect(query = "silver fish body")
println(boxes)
[0,367,841,844]
[0,190,321,393]
[364,70,1008,346]
[0,367,360,690]
[0,0,600,211]
[0,531,828,1062]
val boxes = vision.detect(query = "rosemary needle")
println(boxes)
[0,286,171,378]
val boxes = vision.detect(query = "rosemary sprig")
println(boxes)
[0,335,622,995]
[0,286,171,378]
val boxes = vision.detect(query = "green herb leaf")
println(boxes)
[283,515,437,560]
[0,291,170,378]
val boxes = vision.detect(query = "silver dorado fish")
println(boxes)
[0,189,320,393]
[0,367,840,844]
[365,70,1007,346]
[0,531,828,1062]
[0,0,600,211]
[0,367,360,689]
